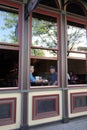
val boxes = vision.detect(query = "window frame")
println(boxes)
[29,8,61,88]
[67,16,87,87]
[67,16,87,58]
[0,0,22,90]
[0,0,22,46]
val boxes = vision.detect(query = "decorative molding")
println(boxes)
[32,94,59,120]
[70,92,87,113]
[0,98,16,126]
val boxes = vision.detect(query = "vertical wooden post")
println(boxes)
[60,11,69,123]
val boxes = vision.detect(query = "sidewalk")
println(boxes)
[29,117,87,130]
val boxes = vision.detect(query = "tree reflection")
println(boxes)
[32,14,57,49]
[0,10,18,43]
[67,25,86,55]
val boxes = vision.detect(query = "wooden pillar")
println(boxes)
[20,3,29,129]
[60,11,69,123]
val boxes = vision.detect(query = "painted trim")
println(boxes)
[67,16,87,26]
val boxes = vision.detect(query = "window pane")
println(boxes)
[67,21,87,85]
[32,13,58,48]
[68,59,87,84]
[0,10,18,44]
[0,49,19,87]
[67,52,86,58]
[31,49,57,58]
[30,59,58,86]
[67,23,87,52]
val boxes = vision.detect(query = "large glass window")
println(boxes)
[67,18,87,85]
[30,11,60,88]
[0,2,22,88]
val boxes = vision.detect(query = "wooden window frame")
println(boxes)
[0,98,16,126]
[0,0,22,90]
[30,8,60,60]
[0,0,22,46]
[67,16,87,60]
[32,94,59,120]
[67,16,87,86]
[29,8,61,88]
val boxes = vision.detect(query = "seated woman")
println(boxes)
[30,65,46,86]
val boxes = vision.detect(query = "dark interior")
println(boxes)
[66,2,86,16]
[0,49,18,87]
[39,0,59,9]
[68,59,87,84]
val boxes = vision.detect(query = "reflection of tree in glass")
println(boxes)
[32,17,57,49]
[0,11,18,43]
[67,25,86,54]
[31,49,45,56]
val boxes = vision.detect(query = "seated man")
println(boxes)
[49,66,58,85]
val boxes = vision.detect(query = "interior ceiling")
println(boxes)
[66,2,86,16]
[39,0,58,8]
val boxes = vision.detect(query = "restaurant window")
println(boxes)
[30,11,60,88]
[67,18,87,85]
[0,1,22,88]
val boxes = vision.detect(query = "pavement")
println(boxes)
[29,116,87,130]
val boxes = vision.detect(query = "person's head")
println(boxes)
[50,66,56,74]
[30,65,34,73]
